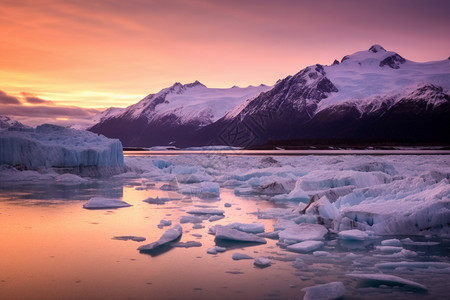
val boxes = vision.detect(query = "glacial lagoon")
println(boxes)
[0,154,449,299]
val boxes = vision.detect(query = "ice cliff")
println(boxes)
[0,124,124,176]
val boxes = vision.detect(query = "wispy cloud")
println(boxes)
[0,90,21,105]
[21,92,55,105]
[0,89,100,127]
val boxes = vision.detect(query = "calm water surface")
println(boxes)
[0,166,449,299]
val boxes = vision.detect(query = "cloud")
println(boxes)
[0,89,100,127]
[0,104,99,118]
[21,92,54,105]
[0,90,21,105]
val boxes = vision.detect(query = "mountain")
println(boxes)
[195,45,450,147]
[89,81,270,146]
[0,116,30,130]
[90,45,450,148]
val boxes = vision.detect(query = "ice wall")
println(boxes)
[0,124,124,176]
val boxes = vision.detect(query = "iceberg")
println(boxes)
[83,197,131,209]
[138,224,182,252]
[231,253,253,260]
[206,246,226,254]
[213,225,267,243]
[187,208,224,215]
[278,223,328,245]
[338,229,372,241]
[301,281,345,300]
[254,257,271,268]
[222,222,265,234]
[0,124,124,176]
[112,236,146,242]
[287,240,324,253]
[347,273,427,292]
[375,261,450,272]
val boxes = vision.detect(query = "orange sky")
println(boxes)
[1,0,449,125]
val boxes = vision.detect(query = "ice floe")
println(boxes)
[254,257,271,268]
[213,225,267,243]
[278,223,328,245]
[207,246,226,254]
[301,281,345,300]
[376,261,450,273]
[83,197,131,209]
[287,240,324,253]
[112,236,146,242]
[338,229,373,241]
[187,208,224,215]
[138,224,182,252]
[231,253,253,260]
[347,273,428,292]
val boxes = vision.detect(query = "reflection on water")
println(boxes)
[0,177,449,300]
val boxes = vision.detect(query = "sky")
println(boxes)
[1,0,449,126]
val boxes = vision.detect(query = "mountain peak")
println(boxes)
[369,44,386,53]
[185,80,206,88]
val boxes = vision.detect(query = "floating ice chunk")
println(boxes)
[375,246,403,253]
[112,236,146,242]
[254,257,271,268]
[374,249,418,259]
[278,223,328,245]
[172,241,202,248]
[376,261,450,272]
[273,219,297,231]
[83,197,131,209]
[55,173,88,184]
[257,231,280,239]
[208,215,224,222]
[214,225,267,243]
[401,238,440,246]
[180,215,203,224]
[232,253,253,260]
[287,240,324,253]
[137,224,182,252]
[226,222,265,234]
[187,208,224,215]
[207,246,227,254]
[347,273,427,292]
[313,251,332,257]
[143,197,176,205]
[298,170,390,191]
[301,281,345,300]
[158,220,172,227]
[338,229,371,241]
[305,196,339,219]
[381,239,402,246]
[179,181,220,197]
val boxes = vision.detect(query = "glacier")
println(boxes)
[0,124,124,176]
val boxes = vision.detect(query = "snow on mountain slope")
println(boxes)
[319,44,450,112]
[226,45,449,120]
[0,116,30,130]
[109,81,270,126]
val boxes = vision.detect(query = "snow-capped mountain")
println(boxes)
[89,81,270,146]
[0,116,30,130]
[197,45,450,147]
[90,45,449,147]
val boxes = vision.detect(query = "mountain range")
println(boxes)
[89,45,450,148]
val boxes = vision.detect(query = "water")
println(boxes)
[124,149,450,157]
[1,157,449,299]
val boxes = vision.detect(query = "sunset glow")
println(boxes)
[1,0,449,125]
